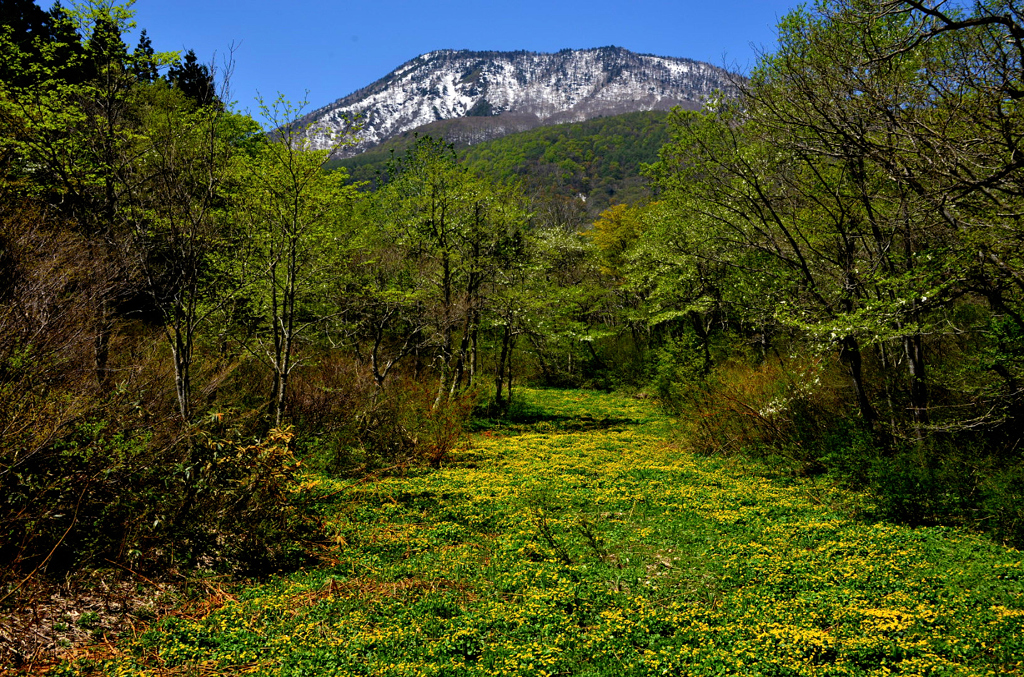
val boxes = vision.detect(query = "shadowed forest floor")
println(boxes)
[51,389,1023,676]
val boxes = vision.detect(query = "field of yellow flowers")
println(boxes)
[59,389,1023,676]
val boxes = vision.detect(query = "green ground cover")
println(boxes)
[60,389,1023,676]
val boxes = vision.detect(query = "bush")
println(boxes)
[1,416,156,575]
[652,333,708,416]
[1,409,322,578]
[290,360,479,476]
[978,459,1024,547]
[177,426,320,573]
[666,352,849,467]
[864,441,1024,547]
[287,352,374,476]
[662,346,1024,547]
[355,378,478,470]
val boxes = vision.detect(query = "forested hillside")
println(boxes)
[335,110,672,216]
[2,0,1024,673]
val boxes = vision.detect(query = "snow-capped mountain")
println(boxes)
[298,46,739,157]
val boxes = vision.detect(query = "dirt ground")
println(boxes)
[0,567,191,675]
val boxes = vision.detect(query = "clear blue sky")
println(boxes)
[117,0,798,121]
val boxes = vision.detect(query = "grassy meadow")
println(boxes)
[57,389,1023,676]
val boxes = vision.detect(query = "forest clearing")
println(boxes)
[48,389,1023,677]
[5,2,1024,672]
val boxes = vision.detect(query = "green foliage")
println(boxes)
[1,413,150,573]
[633,0,1024,542]
[651,332,708,414]
[361,135,533,404]
[0,3,336,585]
[178,427,321,573]
[658,350,1024,545]
[459,110,671,215]
[334,110,672,217]
[0,396,320,576]
[51,389,1024,677]
[8,7,1024,663]
[226,94,361,428]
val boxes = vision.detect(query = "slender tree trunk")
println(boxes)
[434,354,450,410]
[494,323,512,405]
[450,311,473,397]
[508,335,516,402]
[434,246,454,409]
[904,331,929,435]
[839,335,878,426]
[434,324,453,410]
[468,309,479,388]
[876,342,898,432]
[171,326,192,422]
[94,297,112,390]
[689,311,712,375]
[274,235,299,429]
[528,333,553,384]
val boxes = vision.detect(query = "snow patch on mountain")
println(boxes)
[298,46,739,156]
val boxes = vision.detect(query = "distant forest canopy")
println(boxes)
[330,110,673,216]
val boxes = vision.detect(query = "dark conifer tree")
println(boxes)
[0,0,52,85]
[85,12,128,80]
[131,29,158,83]
[166,49,219,108]
[0,0,49,51]
[44,2,89,84]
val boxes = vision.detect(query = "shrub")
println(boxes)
[652,333,708,416]
[290,361,479,476]
[176,426,319,573]
[668,353,848,466]
[661,345,1024,547]
[356,378,478,470]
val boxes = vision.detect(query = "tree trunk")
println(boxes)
[468,310,479,388]
[450,311,473,397]
[494,323,512,405]
[904,332,929,434]
[171,329,192,423]
[839,335,878,426]
[93,297,112,390]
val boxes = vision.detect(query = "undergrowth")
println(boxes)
[656,348,1024,547]
[45,389,1024,677]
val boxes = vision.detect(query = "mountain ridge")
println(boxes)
[298,46,739,157]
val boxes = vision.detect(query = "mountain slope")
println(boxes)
[301,46,738,157]
[332,110,672,216]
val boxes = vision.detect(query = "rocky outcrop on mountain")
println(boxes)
[299,46,738,157]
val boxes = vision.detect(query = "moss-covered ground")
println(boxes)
[57,389,1023,676]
